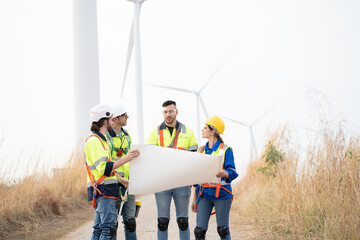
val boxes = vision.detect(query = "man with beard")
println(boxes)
[84,103,140,240]
[146,100,198,240]
[106,102,138,240]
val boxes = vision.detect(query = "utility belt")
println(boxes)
[89,172,118,208]
[195,182,233,215]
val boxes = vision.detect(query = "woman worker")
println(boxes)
[191,116,238,240]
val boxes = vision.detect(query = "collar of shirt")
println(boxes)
[203,139,222,154]
[93,131,107,142]
[159,121,180,130]
[108,128,129,138]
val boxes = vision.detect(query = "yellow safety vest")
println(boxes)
[197,142,233,199]
[107,128,132,180]
[198,142,230,167]
[84,133,118,207]
[146,121,198,151]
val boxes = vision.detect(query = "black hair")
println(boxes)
[162,100,176,107]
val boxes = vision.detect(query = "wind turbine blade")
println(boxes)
[120,4,143,98]
[196,96,201,142]
[120,20,135,98]
[252,99,283,126]
[199,95,209,119]
[249,126,258,157]
[198,49,236,93]
[144,82,193,94]
[221,116,249,127]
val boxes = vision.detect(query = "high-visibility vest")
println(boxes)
[196,143,233,215]
[106,128,131,180]
[146,121,198,151]
[84,133,118,208]
[197,143,233,198]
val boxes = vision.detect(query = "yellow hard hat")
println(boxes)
[205,116,225,134]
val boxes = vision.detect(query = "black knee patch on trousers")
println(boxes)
[176,217,188,231]
[217,226,229,238]
[157,217,170,231]
[194,226,206,239]
[124,218,136,232]
[109,227,117,239]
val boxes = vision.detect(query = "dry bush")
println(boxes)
[233,123,360,239]
[0,146,88,239]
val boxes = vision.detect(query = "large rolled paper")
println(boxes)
[128,144,223,195]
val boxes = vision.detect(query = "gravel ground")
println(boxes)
[60,194,267,240]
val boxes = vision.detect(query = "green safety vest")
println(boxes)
[106,128,132,180]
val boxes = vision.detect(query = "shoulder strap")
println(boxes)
[86,134,106,150]
[122,128,131,144]
[198,145,206,153]
[158,126,164,147]
[169,126,182,148]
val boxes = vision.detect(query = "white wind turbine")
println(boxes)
[143,51,235,142]
[73,0,100,140]
[121,0,147,143]
[221,100,283,159]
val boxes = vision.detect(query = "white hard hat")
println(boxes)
[90,104,113,122]
[111,102,127,117]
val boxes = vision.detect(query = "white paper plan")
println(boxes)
[128,144,223,195]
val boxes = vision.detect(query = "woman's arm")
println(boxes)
[191,191,198,213]
[219,147,238,182]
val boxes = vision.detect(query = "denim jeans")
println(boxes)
[92,197,118,240]
[195,197,232,240]
[120,194,137,240]
[155,186,191,240]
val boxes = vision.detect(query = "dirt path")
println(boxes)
[60,194,268,240]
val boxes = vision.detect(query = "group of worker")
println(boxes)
[84,100,238,240]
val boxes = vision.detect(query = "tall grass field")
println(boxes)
[1,122,359,239]
[0,148,89,239]
[232,123,360,239]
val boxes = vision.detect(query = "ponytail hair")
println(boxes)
[90,118,107,132]
[214,132,224,143]
[208,124,224,143]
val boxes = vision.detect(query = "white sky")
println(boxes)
[1,0,360,180]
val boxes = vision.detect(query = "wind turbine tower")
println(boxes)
[73,0,100,140]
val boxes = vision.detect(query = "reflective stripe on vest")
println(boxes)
[85,134,117,208]
[158,123,187,149]
[197,143,232,197]
[198,143,229,170]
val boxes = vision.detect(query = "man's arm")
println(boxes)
[146,128,159,146]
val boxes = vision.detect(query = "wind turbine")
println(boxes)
[221,100,283,159]
[143,51,235,142]
[121,0,147,143]
[73,0,100,140]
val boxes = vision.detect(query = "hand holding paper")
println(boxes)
[128,144,223,195]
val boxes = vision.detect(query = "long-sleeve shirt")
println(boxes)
[195,140,238,199]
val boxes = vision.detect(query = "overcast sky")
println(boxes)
[1,0,359,180]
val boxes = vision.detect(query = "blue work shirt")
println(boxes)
[195,140,238,199]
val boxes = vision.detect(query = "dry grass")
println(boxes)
[2,122,360,239]
[232,123,360,239]
[0,146,91,240]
